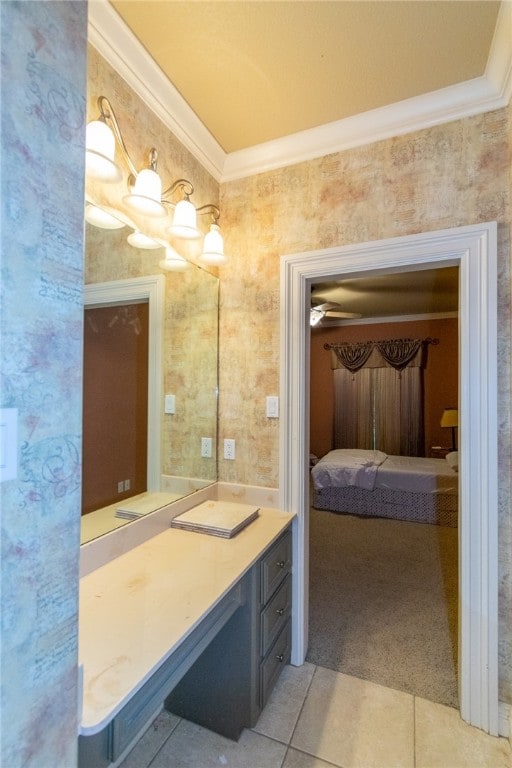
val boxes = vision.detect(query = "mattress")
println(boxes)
[311,449,458,527]
[311,449,458,495]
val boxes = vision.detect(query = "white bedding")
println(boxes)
[310,449,387,491]
[311,449,458,495]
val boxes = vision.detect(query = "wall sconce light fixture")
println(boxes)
[85,96,227,265]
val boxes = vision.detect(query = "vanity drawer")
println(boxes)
[260,619,291,707]
[260,574,291,657]
[261,530,292,603]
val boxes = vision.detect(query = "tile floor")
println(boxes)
[118,663,511,768]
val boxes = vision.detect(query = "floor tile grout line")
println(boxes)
[413,695,417,768]
[145,714,183,768]
[287,663,320,748]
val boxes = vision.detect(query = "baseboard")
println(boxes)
[498,701,510,738]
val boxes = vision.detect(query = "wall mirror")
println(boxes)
[81,214,219,544]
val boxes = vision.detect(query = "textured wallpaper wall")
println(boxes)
[218,108,511,702]
[86,47,219,491]
[0,3,87,765]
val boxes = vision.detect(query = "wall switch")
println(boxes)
[117,480,124,493]
[124,479,130,491]
[0,408,17,482]
[266,396,279,418]
[224,438,236,460]
[164,394,176,414]
[201,437,213,458]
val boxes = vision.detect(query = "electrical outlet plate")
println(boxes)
[224,438,235,460]
[201,437,212,458]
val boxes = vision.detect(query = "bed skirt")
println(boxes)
[313,486,458,527]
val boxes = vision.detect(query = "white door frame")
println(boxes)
[279,222,498,734]
[84,274,165,492]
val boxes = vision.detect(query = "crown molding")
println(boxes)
[87,0,226,181]
[88,0,511,184]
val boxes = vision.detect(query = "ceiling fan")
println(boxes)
[310,301,362,326]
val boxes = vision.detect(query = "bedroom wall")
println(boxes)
[219,106,511,705]
[309,317,459,459]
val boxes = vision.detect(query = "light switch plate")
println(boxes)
[164,394,176,414]
[266,396,279,418]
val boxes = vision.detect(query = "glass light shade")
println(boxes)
[123,169,166,217]
[168,199,201,239]
[85,120,122,182]
[85,204,125,229]
[127,231,161,250]
[310,308,324,327]
[200,224,227,265]
[159,247,188,271]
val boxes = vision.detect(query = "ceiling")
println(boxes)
[96,1,501,321]
[310,266,459,325]
[110,1,500,153]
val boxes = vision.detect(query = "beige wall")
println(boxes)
[219,107,511,702]
[86,47,219,487]
[88,44,511,706]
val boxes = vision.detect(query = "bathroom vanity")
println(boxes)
[78,507,293,767]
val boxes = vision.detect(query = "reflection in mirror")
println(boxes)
[81,214,219,544]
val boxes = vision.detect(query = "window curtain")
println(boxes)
[329,338,434,456]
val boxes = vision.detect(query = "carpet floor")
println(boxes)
[307,506,459,708]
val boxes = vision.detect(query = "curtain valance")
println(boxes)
[325,337,439,373]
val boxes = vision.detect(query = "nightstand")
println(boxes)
[430,446,451,459]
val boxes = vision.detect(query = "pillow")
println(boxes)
[445,451,458,472]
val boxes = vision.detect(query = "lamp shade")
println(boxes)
[85,120,122,182]
[440,408,458,428]
[168,199,201,239]
[85,204,125,230]
[124,169,166,217]
[200,224,226,264]
[159,247,188,271]
[127,231,161,250]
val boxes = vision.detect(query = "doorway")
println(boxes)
[279,222,499,734]
[307,295,459,707]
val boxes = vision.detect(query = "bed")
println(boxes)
[311,448,458,527]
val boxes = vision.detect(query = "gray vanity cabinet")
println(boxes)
[166,528,292,734]
[78,526,292,767]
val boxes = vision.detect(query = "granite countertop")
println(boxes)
[79,506,294,734]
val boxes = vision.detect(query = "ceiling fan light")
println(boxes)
[310,308,324,326]
[200,224,227,265]
[85,120,122,182]
[124,168,166,217]
[85,204,126,230]
[127,231,161,249]
[168,198,201,239]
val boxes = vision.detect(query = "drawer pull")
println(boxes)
[276,653,284,662]
[275,607,285,616]
[276,560,286,568]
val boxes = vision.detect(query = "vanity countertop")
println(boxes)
[79,507,294,735]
